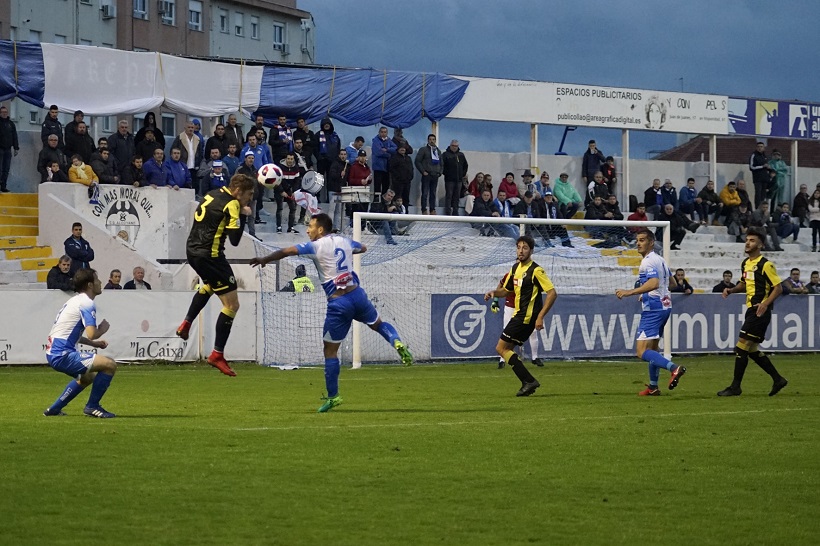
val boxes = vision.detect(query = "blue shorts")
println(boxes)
[324,287,379,343]
[47,351,95,379]
[637,309,671,340]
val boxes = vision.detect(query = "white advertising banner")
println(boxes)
[449,77,729,135]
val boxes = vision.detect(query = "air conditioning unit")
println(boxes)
[101,4,116,19]
[281,43,290,55]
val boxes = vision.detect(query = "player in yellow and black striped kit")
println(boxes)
[484,235,557,397]
[718,226,788,396]
[176,174,256,377]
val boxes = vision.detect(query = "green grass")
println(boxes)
[1,355,818,545]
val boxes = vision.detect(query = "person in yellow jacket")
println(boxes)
[68,154,101,205]
[281,264,315,292]
[719,180,742,227]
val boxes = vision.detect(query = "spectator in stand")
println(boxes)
[0,105,19,192]
[603,194,631,243]
[121,156,146,187]
[64,121,95,165]
[41,104,64,149]
[293,117,314,167]
[292,137,313,171]
[643,178,663,218]
[45,160,69,183]
[96,137,108,151]
[581,139,605,184]
[712,270,736,293]
[465,172,485,215]
[471,189,515,238]
[391,128,413,156]
[135,128,162,162]
[240,133,271,171]
[494,189,515,222]
[389,142,413,207]
[808,188,820,252]
[719,181,742,226]
[782,268,807,294]
[807,271,820,294]
[373,188,399,245]
[277,152,304,233]
[269,114,293,162]
[793,184,810,228]
[371,127,397,200]
[250,114,267,142]
[554,172,582,219]
[164,147,191,190]
[728,202,753,242]
[517,169,534,199]
[533,171,551,196]
[678,178,698,221]
[107,120,135,178]
[697,180,724,226]
[222,143,240,176]
[767,149,788,207]
[415,134,443,215]
[47,255,74,290]
[656,203,699,250]
[235,151,260,235]
[601,156,617,194]
[584,195,608,239]
[749,141,770,208]
[498,172,520,206]
[198,147,222,182]
[224,113,244,149]
[670,268,694,294]
[521,190,572,248]
[345,136,365,166]
[205,160,227,190]
[586,171,610,207]
[191,118,206,168]
[750,201,783,252]
[311,118,340,180]
[204,123,228,160]
[661,179,678,211]
[90,148,119,184]
[105,269,122,290]
[38,134,68,182]
[171,122,201,194]
[68,155,99,194]
[326,148,349,229]
[627,202,648,234]
[63,110,84,144]
[124,266,152,290]
[134,112,166,149]
[143,148,169,187]
[736,179,753,210]
[64,222,94,275]
[776,203,800,243]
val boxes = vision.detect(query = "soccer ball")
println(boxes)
[257,163,283,189]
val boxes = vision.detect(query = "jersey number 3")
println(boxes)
[194,194,215,222]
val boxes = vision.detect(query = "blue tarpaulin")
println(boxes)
[0,41,44,106]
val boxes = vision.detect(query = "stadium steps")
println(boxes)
[0,193,54,289]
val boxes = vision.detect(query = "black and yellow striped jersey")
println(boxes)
[741,255,781,308]
[503,260,555,323]
[186,187,242,258]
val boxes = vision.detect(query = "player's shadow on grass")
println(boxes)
[113,415,197,419]
[337,408,506,414]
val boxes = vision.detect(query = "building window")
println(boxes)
[219,9,229,33]
[133,0,148,20]
[102,116,113,133]
[101,43,114,48]
[54,34,67,44]
[29,111,38,125]
[251,16,259,40]
[272,23,284,50]
[234,12,243,36]
[28,30,41,43]
[79,39,92,46]
[80,0,91,4]
[162,114,176,142]
[133,47,149,52]
[188,1,202,31]
[133,114,145,133]
[160,0,175,25]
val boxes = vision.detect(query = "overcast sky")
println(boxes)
[298,0,820,158]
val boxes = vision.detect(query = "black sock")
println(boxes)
[749,351,781,380]
[732,348,749,388]
[214,311,235,353]
[508,353,535,383]
[185,291,211,323]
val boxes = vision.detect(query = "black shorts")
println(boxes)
[188,255,237,294]
[500,315,536,346]
[739,306,771,344]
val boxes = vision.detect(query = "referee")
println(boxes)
[484,236,557,396]
[718,226,788,396]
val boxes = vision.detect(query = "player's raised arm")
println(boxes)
[250,246,300,268]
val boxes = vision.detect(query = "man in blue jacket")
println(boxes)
[371,127,397,198]
[64,223,94,276]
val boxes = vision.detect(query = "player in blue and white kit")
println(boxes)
[615,228,686,396]
[43,268,119,418]
[251,213,413,412]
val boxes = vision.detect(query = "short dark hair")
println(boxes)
[635,228,655,242]
[354,136,365,143]
[687,177,695,183]
[676,268,685,274]
[588,139,596,145]
[791,268,800,274]
[505,172,514,178]
[73,268,97,292]
[516,235,535,251]
[637,202,646,208]
[723,270,732,276]
[312,213,333,234]
[72,222,82,229]
[228,174,255,193]
[746,226,767,242]
[427,133,436,139]
[49,104,58,110]
[110,269,120,276]
[811,270,818,276]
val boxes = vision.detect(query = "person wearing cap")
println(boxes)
[519,169,535,197]
[767,149,788,208]
[554,172,582,219]
[191,118,206,165]
[388,142,413,207]
[135,112,166,149]
[533,171,551,196]
[281,264,315,293]
[415,134,444,214]
[719,181,742,226]
[208,160,227,190]
[236,149,262,233]
[441,140,468,216]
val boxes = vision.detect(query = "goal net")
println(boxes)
[254,214,669,367]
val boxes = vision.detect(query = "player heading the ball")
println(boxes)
[251,212,413,413]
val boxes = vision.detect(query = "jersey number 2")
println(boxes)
[334,248,348,273]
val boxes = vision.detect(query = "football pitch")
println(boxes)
[1,355,818,545]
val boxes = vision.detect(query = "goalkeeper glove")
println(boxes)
[490,298,500,313]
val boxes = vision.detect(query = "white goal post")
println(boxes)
[350,212,671,368]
